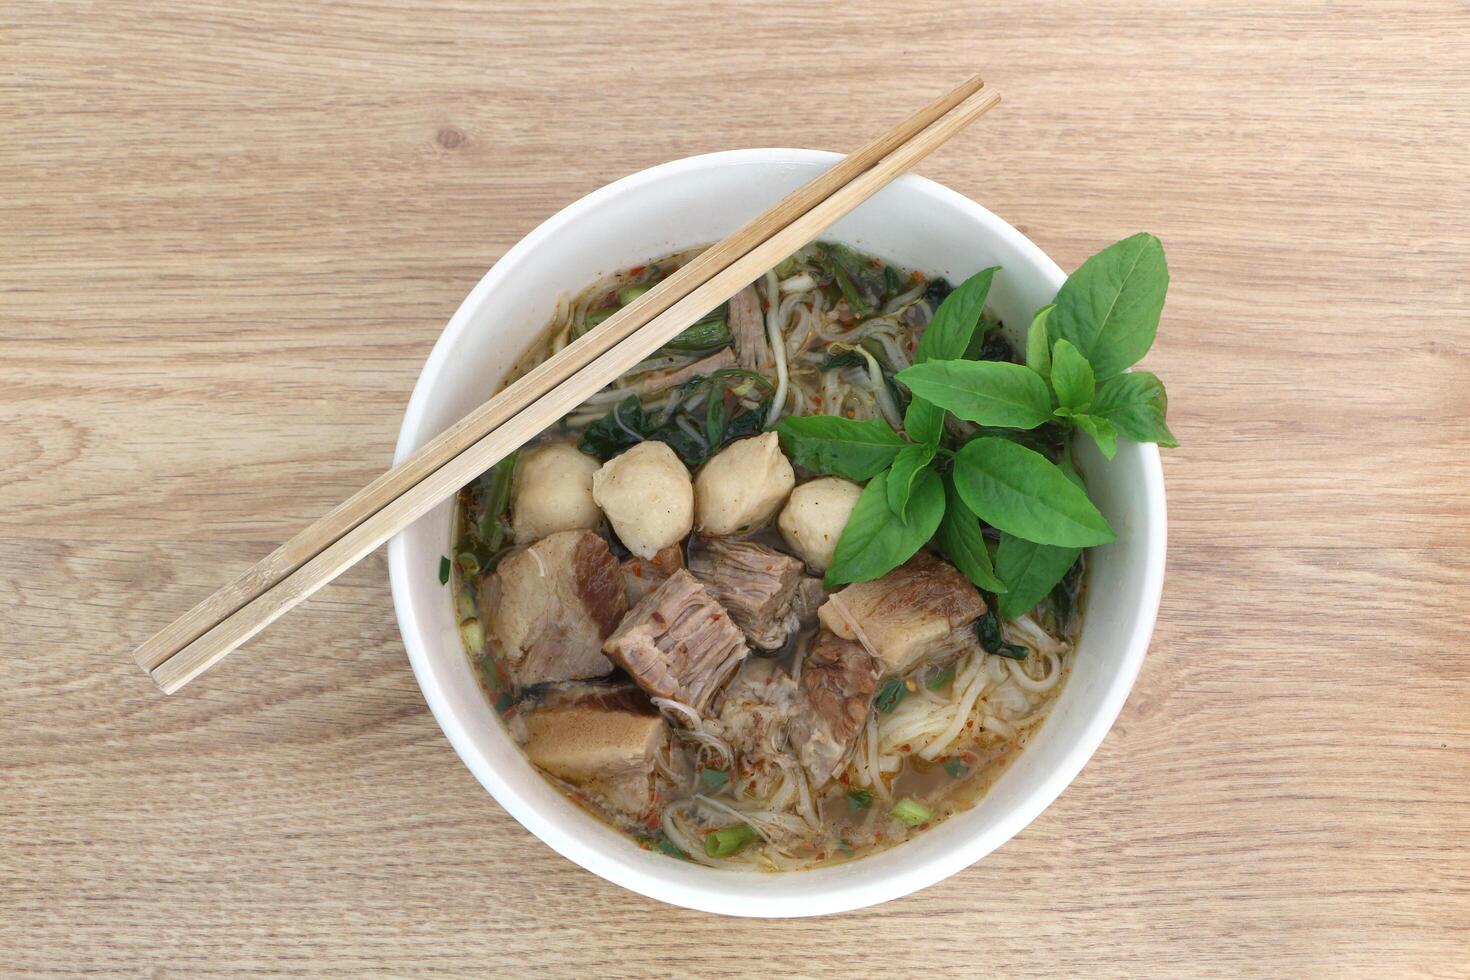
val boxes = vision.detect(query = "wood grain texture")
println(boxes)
[3,0,1467,976]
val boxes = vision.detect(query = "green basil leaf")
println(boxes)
[952,437,1115,547]
[1072,413,1117,459]
[897,360,1053,430]
[1050,233,1169,379]
[903,396,944,445]
[1091,371,1179,447]
[775,415,906,480]
[994,532,1082,619]
[1025,304,1055,377]
[885,442,937,518]
[826,468,945,586]
[936,474,1007,593]
[913,266,999,364]
[1049,339,1095,413]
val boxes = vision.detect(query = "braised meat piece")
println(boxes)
[688,538,810,650]
[480,529,627,686]
[709,631,878,789]
[636,348,736,395]
[728,283,771,371]
[792,630,879,784]
[619,543,685,605]
[817,550,985,675]
[521,685,667,822]
[602,569,748,711]
[709,657,803,766]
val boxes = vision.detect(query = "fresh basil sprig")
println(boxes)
[776,234,1177,614]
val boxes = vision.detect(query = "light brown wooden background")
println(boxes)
[4,1,1467,976]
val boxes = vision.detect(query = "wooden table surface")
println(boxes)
[5,1,1468,975]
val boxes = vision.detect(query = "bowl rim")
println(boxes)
[388,148,1167,916]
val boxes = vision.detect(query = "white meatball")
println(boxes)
[694,431,796,536]
[510,443,602,544]
[778,477,863,572]
[592,441,694,559]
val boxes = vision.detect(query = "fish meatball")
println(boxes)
[778,477,863,572]
[511,443,602,544]
[695,431,796,536]
[592,441,694,558]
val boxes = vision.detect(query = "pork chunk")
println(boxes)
[636,348,736,396]
[817,550,985,675]
[481,529,627,686]
[792,629,879,785]
[688,538,810,650]
[522,691,666,821]
[620,543,685,605]
[728,284,771,371]
[602,569,748,711]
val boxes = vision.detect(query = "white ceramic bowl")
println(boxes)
[388,149,1166,917]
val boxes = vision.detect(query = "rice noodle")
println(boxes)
[1006,649,1062,693]
[762,271,790,426]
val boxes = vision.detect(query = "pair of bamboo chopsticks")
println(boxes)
[133,75,1001,694]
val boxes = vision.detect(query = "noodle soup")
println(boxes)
[448,242,1085,869]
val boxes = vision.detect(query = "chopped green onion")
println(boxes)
[453,587,478,624]
[655,837,688,861]
[943,758,968,779]
[698,767,729,790]
[438,555,451,584]
[455,550,481,576]
[846,789,872,810]
[660,317,730,355]
[475,452,518,550]
[475,655,502,692]
[704,824,757,857]
[875,677,907,713]
[581,307,616,332]
[891,798,933,826]
[618,284,650,305]
[493,691,514,713]
[927,666,956,691]
[774,256,798,278]
[883,264,903,294]
[458,618,486,656]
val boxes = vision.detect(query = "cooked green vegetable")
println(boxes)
[704,824,758,857]
[943,758,969,779]
[927,666,956,691]
[816,242,886,315]
[846,789,874,810]
[660,316,729,355]
[474,452,518,551]
[976,608,1029,660]
[438,555,451,585]
[617,283,650,305]
[699,767,730,790]
[875,676,907,713]
[891,798,933,826]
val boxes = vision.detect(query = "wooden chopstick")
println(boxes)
[136,78,1001,693]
